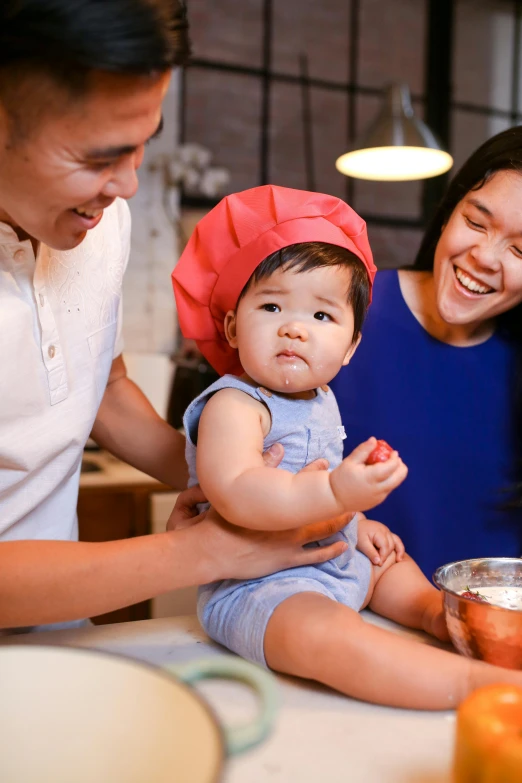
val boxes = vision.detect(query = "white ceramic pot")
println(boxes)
[0,646,277,782]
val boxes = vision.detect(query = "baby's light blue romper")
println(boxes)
[183,374,372,667]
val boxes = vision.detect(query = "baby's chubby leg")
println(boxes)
[263,592,522,709]
[363,552,449,642]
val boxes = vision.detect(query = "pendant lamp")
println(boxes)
[335,83,453,181]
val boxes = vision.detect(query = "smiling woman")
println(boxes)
[429,171,522,343]
[331,126,522,580]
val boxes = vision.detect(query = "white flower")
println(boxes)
[177,143,212,169]
[165,143,230,198]
[199,168,231,197]
[167,159,187,183]
[182,167,201,192]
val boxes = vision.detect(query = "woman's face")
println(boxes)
[434,170,522,327]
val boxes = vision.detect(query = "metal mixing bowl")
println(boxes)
[433,557,522,670]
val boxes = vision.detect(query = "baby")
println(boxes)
[173,186,522,709]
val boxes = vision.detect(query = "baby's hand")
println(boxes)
[329,437,408,513]
[356,514,405,566]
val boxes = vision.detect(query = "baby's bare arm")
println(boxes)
[196,389,342,529]
[197,389,408,530]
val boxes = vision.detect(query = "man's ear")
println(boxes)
[224,310,238,348]
[342,333,362,366]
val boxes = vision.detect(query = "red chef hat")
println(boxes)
[172,185,376,376]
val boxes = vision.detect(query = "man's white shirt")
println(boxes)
[0,199,131,544]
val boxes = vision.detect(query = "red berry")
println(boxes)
[461,588,488,603]
[366,439,393,465]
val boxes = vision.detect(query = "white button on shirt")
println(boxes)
[0,199,131,546]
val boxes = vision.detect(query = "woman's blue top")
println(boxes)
[330,269,522,579]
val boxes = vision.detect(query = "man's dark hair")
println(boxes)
[238,242,371,343]
[0,0,190,111]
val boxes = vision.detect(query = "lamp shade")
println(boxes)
[335,83,453,181]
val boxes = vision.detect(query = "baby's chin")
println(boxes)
[241,360,334,395]
[255,371,332,396]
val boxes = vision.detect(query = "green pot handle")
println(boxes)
[164,657,278,756]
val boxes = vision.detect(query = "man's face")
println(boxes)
[0,70,171,250]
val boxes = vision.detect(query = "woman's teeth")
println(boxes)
[454,266,494,294]
[74,207,102,218]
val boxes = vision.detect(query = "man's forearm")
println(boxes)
[0,532,204,629]
[92,368,188,490]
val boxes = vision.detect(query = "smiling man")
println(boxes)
[0,0,349,634]
[0,71,168,250]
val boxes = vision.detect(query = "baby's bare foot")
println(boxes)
[422,593,451,642]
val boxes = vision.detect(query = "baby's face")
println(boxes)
[225,264,360,395]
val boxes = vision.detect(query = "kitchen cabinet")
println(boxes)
[78,451,172,625]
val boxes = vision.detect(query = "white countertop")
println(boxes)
[0,612,455,782]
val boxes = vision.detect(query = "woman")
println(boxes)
[330,126,522,579]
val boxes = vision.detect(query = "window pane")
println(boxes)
[366,225,424,269]
[187,0,263,68]
[272,0,351,84]
[517,18,522,113]
[354,180,423,221]
[269,81,306,189]
[453,0,514,112]
[451,110,512,172]
[312,89,350,198]
[358,0,427,94]
[184,69,261,192]
[269,84,348,197]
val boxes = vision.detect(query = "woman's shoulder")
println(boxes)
[364,268,407,326]
[370,267,400,302]
[371,266,430,296]
[373,267,397,286]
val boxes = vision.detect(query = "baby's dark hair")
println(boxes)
[238,242,370,342]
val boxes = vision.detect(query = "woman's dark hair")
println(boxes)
[0,0,190,99]
[238,242,371,343]
[413,126,522,505]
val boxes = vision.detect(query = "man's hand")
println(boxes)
[166,485,207,531]
[356,514,405,566]
[184,506,350,582]
[166,443,350,580]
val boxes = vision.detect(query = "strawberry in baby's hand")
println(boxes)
[366,439,393,465]
[461,586,489,603]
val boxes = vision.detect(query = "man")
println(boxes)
[0,0,347,632]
